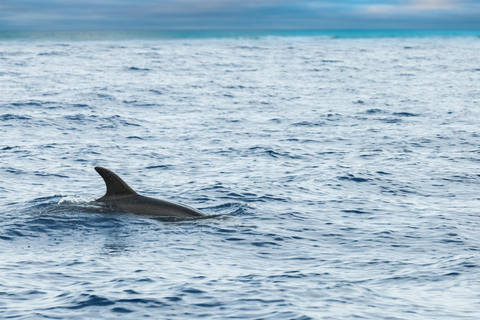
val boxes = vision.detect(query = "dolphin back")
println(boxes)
[113,194,206,217]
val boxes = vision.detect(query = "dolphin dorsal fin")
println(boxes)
[95,167,137,200]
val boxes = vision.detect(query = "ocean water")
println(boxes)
[1,31,480,319]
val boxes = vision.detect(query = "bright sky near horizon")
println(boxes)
[0,0,479,30]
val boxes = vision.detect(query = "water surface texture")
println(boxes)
[1,32,480,319]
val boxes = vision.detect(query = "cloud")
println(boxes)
[0,0,479,31]
[407,0,458,10]
[362,0,470,14]
[356,0,480,29]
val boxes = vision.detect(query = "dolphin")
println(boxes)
[94,167,206,218]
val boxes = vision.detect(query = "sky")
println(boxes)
[0,0,479,31]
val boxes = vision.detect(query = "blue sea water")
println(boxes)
[1,29,479,41]
[1,31,480,319]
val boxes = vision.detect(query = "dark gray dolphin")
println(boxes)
[94,167,206,218]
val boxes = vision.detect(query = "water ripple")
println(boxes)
[1,36,480,320]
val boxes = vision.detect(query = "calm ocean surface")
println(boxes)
[1,30,480,319]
